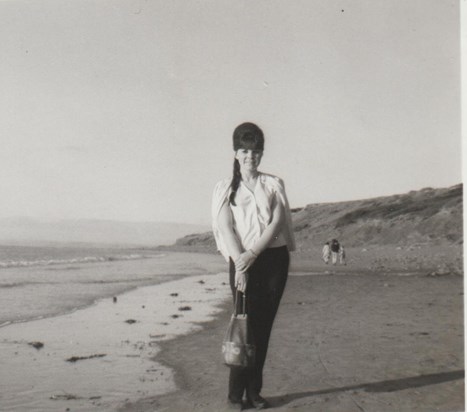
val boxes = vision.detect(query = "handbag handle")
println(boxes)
[234,290,247,316]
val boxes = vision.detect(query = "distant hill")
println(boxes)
[167,184,463,253]
[0,218,209,247]
[291,184,462,250]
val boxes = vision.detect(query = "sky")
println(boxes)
[0,0,462,225]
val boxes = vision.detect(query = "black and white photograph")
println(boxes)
[0,1,463,411]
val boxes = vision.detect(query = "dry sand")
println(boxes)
[119,253,464,412]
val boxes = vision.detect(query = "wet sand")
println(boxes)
[0,269,230,411]
[119,263,464,412]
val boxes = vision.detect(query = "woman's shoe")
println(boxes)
[226,398,243,411]
[248,394,270,409]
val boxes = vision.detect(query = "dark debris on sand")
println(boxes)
[28,341,44,350]
[66,354,107,363]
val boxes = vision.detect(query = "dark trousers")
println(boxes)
[228,246,289,401]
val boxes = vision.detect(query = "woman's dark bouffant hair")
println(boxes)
[229,123,265,206]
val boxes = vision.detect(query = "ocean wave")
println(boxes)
[0,253,151,269]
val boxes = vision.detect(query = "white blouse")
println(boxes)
[212,172,296,261]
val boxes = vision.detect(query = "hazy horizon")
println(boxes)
[0,218,211,247]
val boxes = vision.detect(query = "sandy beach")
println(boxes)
[0,250,463,412]
[0,0,461,409]
[120,251,464,412]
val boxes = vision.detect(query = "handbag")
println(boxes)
[222,290,256,368]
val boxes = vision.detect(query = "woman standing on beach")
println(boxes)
[212,122,295,410]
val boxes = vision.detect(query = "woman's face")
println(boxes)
[235,148,263,172]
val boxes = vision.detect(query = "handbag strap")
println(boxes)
[234,290,247,316]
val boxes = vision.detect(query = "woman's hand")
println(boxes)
[234,250,258,273]
[235,271,248,293]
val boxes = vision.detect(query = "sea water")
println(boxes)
[0,245,163,326]
[0,244,226,326]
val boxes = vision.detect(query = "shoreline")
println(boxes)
[0,269,231,411]
[0,251,227,326]
[0,277,187,330]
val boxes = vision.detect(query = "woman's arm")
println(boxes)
[217,199,248,291]
[235,193,285,273]
[217,199,243,260]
